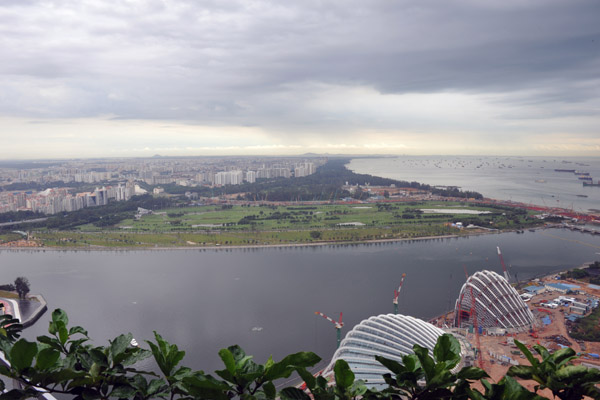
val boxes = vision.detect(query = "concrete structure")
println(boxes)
[454,270,535,332]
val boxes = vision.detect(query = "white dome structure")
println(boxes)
[454,270,534,331]
[325,314,447,389]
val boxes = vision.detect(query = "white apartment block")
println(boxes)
[214,170,244,185]
[245,170,256,183]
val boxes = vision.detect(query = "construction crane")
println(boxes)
[393,273,407,315]
[464,267,484,369]
[315,311,344,349]
[497,246,510,282]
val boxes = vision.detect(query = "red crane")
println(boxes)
[315,311,344,349]
[497,246,510,282]
[464,267,484,369]
[393,273,407,314]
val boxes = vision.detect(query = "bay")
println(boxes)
[2,228,600,374]
[347,156,600,213]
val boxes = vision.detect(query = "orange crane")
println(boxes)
[464,267,484,369]
[315,311,344,349]
[393,273,407,314]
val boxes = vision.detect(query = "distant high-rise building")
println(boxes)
[94,187,108,206]
[214,170,244,185]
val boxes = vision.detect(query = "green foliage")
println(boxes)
[310,231,322,239]
[507,340,600,399]
[30,195,173,230]
[0,284,16,291]
[14,277,30,300]
[0,314,23,343]
[560,269,589,280]
[2,311,600,399]
[570,306,600,342]
[0,210,45,224]
[375,333,493,400]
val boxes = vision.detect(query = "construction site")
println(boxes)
[314,247,600,394]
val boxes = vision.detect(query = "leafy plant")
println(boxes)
[0,314,23,343]
[374,333,490,399]
[3,310,600,399]
[507,340,600,399]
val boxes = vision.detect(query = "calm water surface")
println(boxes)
[347,156,600,213]
[2,229,600,373]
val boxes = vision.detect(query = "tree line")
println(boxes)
[3,195,173,231]
[0,277,30,299]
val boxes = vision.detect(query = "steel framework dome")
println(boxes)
[325,314,446,388]
[454,270,534,331]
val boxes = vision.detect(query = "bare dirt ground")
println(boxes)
[461,275,600,397]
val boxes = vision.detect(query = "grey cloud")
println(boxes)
[0,0,598,130]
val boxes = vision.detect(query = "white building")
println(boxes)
[454,270,535,332]
[326,314,452,389]
[214,170,244,185]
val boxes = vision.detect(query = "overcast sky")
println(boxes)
[1,0,599,159]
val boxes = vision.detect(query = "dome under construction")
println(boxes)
[454,270,534,332]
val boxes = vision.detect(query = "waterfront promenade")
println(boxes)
[0,294,47,328]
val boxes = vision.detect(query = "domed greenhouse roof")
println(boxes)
[325,314,447,389]
[454,270,534,331]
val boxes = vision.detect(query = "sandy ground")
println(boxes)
[464,275,600,397]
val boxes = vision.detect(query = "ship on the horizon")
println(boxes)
[583,181,600,187]
[554,168,576,172]
[574,171,590,176]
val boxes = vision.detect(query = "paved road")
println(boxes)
[0,217,47,227]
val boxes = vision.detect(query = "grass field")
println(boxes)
[0,290,19,299]
[113,202,525,232]
[0,232,24,243]
[25,201,542,248]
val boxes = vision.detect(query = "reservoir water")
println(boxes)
[2,228,600,374]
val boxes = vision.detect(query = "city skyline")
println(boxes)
[1,1,599,159]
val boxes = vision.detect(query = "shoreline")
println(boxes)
[0,233,465,252]
[0,226,557,252]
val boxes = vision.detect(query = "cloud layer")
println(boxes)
[1,0,599,158]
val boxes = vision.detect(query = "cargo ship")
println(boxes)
[574,171,591,176]
[583,181,600,187]
[554,169,576,172]
[579,176,593,181]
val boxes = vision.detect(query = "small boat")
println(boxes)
[130,338,139,347]
[576,195,589,198]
